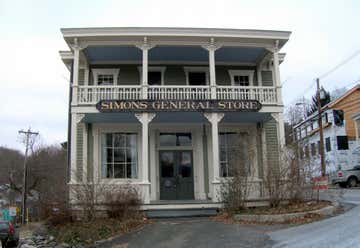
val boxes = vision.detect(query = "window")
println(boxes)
[337,136,349,150]
[324,113,329,123]
[305,145,309,158]
[188,72,207,85]
[101,133,137,179]
[184,67,209,85]
[325,137,331,152]
[159,133,192,147]
[311,143,316,156]
[233,75,250,86]
[317,141,321,155]
[92,68,120,85]
[97,74,114,85]
[148,71,162,85]
[219,132,250,177]
[228,70,254,86]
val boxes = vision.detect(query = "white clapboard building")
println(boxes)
[59,27,291,209]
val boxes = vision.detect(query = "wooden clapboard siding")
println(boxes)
[330,85,360,139]
[76,123,84,182]
[264,119,280,172]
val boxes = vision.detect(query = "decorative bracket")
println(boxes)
[75,113,85,123]
[204,112,224,124]
[202,38,222,51]
[135,37,155,51]
[70,38,88,51]
[135,112,156,124]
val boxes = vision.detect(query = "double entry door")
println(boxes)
[159,150,194,200]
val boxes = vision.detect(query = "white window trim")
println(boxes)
[92,68,120,85]
[183,66,209,85]
[137,66,166,85]
[228,70,255,86]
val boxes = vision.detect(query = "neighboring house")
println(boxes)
[293,84,360,175]
[59,27,291,207]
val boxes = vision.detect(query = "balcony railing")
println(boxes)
[76,85,278,105]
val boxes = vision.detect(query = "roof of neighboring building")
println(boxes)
[293,84,360,129]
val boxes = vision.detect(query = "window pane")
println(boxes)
[220,162,228,177]
[160,133,177,146]
[114,134,126,147]
[106,133,113,147]
[126,134,137,148]
[188,72,206,85]
[106,163,113,178]
[106,149,113,163]
[177,133,192,146]
[114,163,125,178]
[114,149,125,163]
[179,152,192,178]
[160,152,174,177]
[148,71,162,85]
[337,136,349,150]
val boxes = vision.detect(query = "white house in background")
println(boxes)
[293,84,360,175]
[59,27,291,208]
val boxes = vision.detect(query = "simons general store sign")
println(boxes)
[96,100,262,112]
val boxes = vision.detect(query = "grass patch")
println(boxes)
[235,200,331,215]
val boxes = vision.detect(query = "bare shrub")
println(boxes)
[105,185,141,220]
[264,143,316,207]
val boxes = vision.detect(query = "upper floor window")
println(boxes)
[337,136,349,150]
[98,74,114,85]
[92,68,120,85]
[228,70,255,86]
[184,67,209,85]
[139,66,166,85]
[325,137,331,152]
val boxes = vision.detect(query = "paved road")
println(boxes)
[99,217,283,248]
[99,189,360,248]
[268,189,360,248]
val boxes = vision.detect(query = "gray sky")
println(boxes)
[1,0,359,151]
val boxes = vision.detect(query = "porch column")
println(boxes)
[135,113,156,204]
[271,113,285,148]
[204,113,224,202]
[203,39,221,99]
[272,40,282,105]
[72,38,80,105]
[136,37,155,99]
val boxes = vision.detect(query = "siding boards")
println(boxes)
[264,119,280,173]
[76,124,84,182]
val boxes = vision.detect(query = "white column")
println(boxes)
[70,113,77,183]
[271,113,285,148]
[204,112,224,202]
[257,64,262,86]
[72,40,80,105]
[136,37,154,99]
[135,113,156,203]
[272,40,282,105]
[203,39,221,99]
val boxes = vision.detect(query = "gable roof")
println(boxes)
[328,84,360,108]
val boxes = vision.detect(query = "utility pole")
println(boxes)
[18,128,39,225]
[316,78,326,177]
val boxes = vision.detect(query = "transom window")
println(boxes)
[159,133,192,147]
[101,133,138,179]
[219,132,250,177]
[98,74,114,85]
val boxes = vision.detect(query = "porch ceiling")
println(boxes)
[83,45,267,63]
[81,112,273,124]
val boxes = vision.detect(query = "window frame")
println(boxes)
[183,67,210,86]
[228,70,255,86]
[337,135,349,150]
[138,66,166,85]
[92,68,120,85]
[101,132,139,179]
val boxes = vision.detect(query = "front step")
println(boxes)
[145,207,219,218]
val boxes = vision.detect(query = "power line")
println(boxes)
[318,50,360,80]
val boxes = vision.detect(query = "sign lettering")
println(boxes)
[96,100,262,112]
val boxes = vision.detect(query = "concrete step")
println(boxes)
[145,207,219,218]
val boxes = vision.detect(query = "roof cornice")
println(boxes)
[60,27,291,40]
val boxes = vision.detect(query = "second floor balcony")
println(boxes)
[76,85,278,104]
[60,27,290,108]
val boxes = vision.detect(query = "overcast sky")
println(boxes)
[1,0,359,151]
